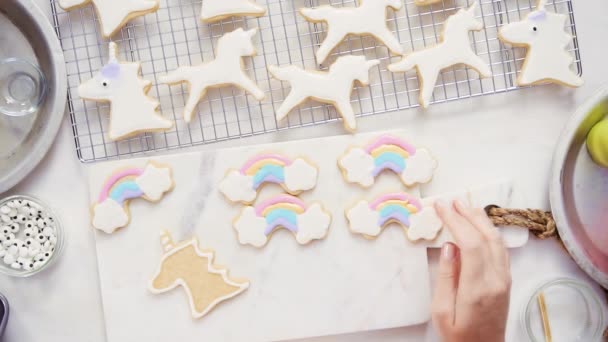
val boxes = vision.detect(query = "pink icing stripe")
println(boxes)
[364,135,416,155]
[255,195,306,216]
[98,168,144,203]
[369,193,422,211]
[239,154,293,174]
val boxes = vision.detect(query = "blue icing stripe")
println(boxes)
[374,152,405,170]
[109,181,142,204]
[265,208,298,227]
[253,165,285,188]
[379,204,411,219]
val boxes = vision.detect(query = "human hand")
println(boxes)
[431,200,511,342]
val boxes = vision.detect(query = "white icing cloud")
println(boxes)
[339,148,375,187]
[218,170,256,203]
[283,158,318,193]
[92,199,129,234]
[408,206,443,241]
[233,207,268,247]
[345,201,381,237]
[136,164,173,201]
[295,203,331,244]
[400,148,437,186]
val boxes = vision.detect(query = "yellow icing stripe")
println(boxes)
[261,203,305,216]
[244,159,286,176]
[370,145,410,159]
[406,204,419,214]
[378,200,410,209]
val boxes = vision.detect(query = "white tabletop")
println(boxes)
[2,0,607,341]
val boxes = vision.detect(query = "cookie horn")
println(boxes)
[160,230,175,252]
[108,42,118,62]
[467,1,478,13]
[366,59,380,69]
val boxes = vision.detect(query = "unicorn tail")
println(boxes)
[388,54,417,73]
[299,6,334,22]
[268,65,300,82]
[159,66,191,85]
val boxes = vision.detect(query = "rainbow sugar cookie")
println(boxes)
[91,162,174,233]
[338,134,437,187]
[219,153,318,204]
[346,192,442,241]
[233,194,331,247]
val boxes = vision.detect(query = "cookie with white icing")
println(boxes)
[299,0,403,64]
[346,192,443,241]
[233,195,331,248]
[498,0,583,87]
[219,153,318,204]
[91,162,174,234]
[160,28,265,123]
[388,2,492,108]
[58,0,159,38]
[269,55,379,132]
[78,42,173,141]
[338,134,437,187]
[200,0,265,22]
[150,231,249,319]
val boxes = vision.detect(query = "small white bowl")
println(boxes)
[0,195,64,277]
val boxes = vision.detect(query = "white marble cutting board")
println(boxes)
[88,130,528,342]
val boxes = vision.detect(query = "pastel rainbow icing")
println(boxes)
[339,134,437,187]
[219,154,318,203]
[98,168,145,204]
[240,154,292,190]
[365,135,416,177]
[92,163,173,234]
[346,192,442,241]
[233,194,331,247]
[370,193,422,227]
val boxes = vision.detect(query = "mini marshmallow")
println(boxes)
[0,226,9,235]
[3,253,15,265]
[18,245,28,258]
[43,240,52,252]
[27,208,37,218]
[7,245,18,256]
[0,206,11,215]
[1,215,11,223]
[2,234,15,247]
[10,262,21,270]
[36,218,45,228]
[43,227,53,237]
[0,250,5,258]
[33,261,44,269]
[49,235,57,245]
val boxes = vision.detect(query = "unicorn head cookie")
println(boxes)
[78,42,173,141]
[91,162,173,233]
[498,0,582,87]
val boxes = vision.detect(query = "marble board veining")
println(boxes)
[88,130,528,341]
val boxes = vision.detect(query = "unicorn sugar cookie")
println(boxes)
[233,195,332,248]
[149,231,249,319]
[219,153,318,204]
[299,0,403,64]
[200,0,265,22]
[91,162,174,234]
[338,134,437,187]
[58,0,159,38]
[78,42,173,141]
[346,192,443,241]
[160,28,265,123]
[498,0,583,87]
[388,3,492,108]
[269,55,379,132]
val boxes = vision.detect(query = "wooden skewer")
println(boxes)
[537,292,552,342]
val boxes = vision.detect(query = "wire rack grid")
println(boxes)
[49,0,582,162]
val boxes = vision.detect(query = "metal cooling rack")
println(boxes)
[49,0,582,162]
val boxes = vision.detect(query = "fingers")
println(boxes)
[434,200,483,250]
[453,200,510,275]
[431,243,460,332]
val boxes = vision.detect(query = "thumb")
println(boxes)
[431,242,459,332]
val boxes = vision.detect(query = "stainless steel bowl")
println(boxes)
[550,86,608,288]
[0,0,67,193]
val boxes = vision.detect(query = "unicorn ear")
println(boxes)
[160,230,175,252]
